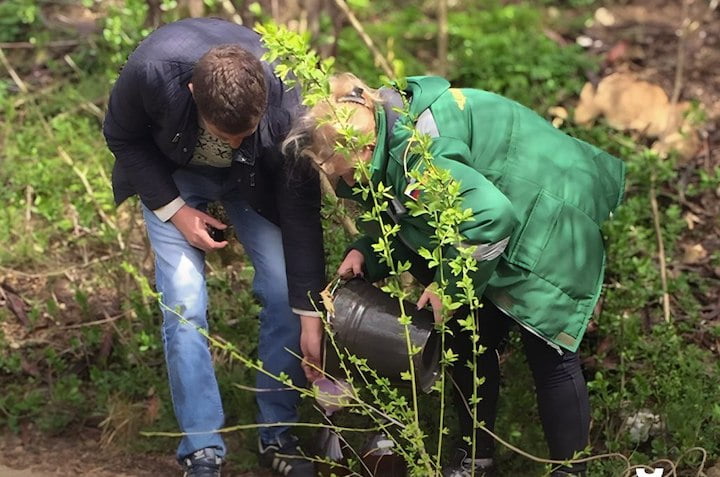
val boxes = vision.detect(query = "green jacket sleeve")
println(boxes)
[426,138,518,299]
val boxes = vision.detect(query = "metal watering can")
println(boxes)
[323,279,441,393]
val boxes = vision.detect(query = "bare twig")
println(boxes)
[0,252,122,279]
[221,0,243,24]
[331,0,393,77]
[665,0,690,136]
[650,175,672,323]
[52,96,107,121]
[670,0,690,107]
[25,185,33,234]
[58,147,126,250]
[0,47,28,94]
[0,39,82,49]
[437,0,448,77]
[80,101,105,120]
[12,82,66,109]
[60,310,130,329]
[63,53,82,76]
[648,0,689,322]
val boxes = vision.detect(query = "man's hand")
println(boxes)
[300,315,324,383]
[417,285,443,324]
[170,204,228,252]
[337,249,365,280]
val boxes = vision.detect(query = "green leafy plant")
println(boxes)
[0,0,40,42]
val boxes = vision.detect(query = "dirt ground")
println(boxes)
[0,430,271,476]
[1,0,718,476]
[0,429,177,477]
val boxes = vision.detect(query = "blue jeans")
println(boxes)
[142,165,304,460]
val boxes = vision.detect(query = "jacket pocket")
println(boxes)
[506,189,563,272]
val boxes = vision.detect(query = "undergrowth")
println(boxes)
[0,0,717,475]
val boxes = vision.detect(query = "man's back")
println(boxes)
[126,17,265,67]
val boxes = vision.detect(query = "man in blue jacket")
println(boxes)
[103,18,325,477]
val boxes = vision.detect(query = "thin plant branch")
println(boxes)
[141,420,379,437]
[330,0,393,77]
[60,310,130,329]
[437,0,448,77]
[0,39,83,49]
[220,0,242,24]
[670,0,690,107]
[665,0,690,137]
[0,47,29,94]
[650,173,671,323]
[58,147,126,251]
[25,185,33,235]
[0,252,122,278]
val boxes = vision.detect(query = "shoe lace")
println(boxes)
[261,439,313,476]
[447,456,489,477]
[183,449,221,476]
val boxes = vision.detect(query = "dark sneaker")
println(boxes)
[259,435,316,476]
[443,448,497,477]
[181,448,222,477]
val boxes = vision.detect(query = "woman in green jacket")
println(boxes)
[289,74,625,477]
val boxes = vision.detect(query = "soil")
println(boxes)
[0,429,176,477]
[0,429,271,476]
[1,0,719,476]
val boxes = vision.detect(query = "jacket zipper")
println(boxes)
[491,301,563,355]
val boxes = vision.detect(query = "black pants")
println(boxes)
[447,301,590,468]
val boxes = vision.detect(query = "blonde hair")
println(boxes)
[283,73,381,168]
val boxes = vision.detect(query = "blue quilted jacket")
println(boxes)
[103,18,326,311]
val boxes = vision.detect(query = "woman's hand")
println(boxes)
[300,315,324,383]
[170,204,228,252]
[337,249,365,280]
[417,286,443,324]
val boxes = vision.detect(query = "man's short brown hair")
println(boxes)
[191,44,268,134]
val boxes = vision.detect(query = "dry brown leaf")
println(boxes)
[683,211,701,230]
[0,284,29,327]
[707,462,720,477]
[682,243,708,264]
[594,7,617,27]
[574,73,699,160]
[320,288,335,316]
[651,128,700,160]
[605,41,629,64]
[549,106,568,119]
[20,358,41,378]
[145,394,161,424]
[575,73,677,135]
[574,82,600,125]
[549,107,568,128]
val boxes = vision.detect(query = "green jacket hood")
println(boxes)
[402,76,451,116]
[362,76,452,187]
